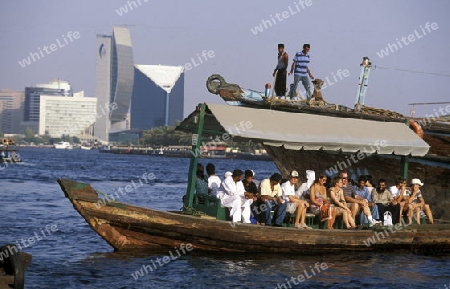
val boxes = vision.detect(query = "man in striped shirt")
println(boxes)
[288,44,314,100]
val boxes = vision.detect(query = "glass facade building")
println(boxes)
[94,27,134,143]
[131,65,184,130]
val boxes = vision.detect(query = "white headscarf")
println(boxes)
[306,170,315,188]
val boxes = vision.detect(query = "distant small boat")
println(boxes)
[53,142,73,149]
[1,138,22,163]
[80,145,93,150]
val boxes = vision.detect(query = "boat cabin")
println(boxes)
[177,103,431,222]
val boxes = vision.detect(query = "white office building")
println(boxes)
[39,91,97,140]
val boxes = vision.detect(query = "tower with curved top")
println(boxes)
[94,26,134,143]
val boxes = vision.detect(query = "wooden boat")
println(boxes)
[0,139,22,163]
[0,244,32,289]
[206,74,406,122]
[58,102,450,254]
[58,178,450,253]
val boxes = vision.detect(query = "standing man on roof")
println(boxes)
[273,43,289,98]
[288,44,314,100]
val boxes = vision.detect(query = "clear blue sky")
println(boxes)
[1,0,448,118]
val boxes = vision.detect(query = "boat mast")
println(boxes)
[355,57,372,110]
[184,103,206,208]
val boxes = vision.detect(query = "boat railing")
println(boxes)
[192,194,228,221]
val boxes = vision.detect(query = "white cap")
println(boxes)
[224,171,232,179]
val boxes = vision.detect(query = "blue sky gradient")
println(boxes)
[1,0,448,117]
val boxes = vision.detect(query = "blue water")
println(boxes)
[1,148,449,288]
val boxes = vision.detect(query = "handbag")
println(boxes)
[320,203,332,221]
[383,211,393,226]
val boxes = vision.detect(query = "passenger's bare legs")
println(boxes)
[350,202,359,219]
[300,206,306,224]
[406,204,414,225]
[414,205,422,225]
[295,207,301,225]
[423,204,434,224]
[344,209,356,228]
[294,200,307,226]
[328,207,337,230]
[399,201,405,222]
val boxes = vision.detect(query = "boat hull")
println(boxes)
[58,179,450,254]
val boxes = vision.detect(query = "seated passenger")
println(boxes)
[309,173,333,229]
[217,169,253,223]
[195,163,209,195]
[242,170,258,200]
[242,170,259,224]
[206,163,221,197]
[282,170,311,229]
[365,175,375,192]
[354,175,380,226]
[388,177,408,222]
[404,178,434,225]
[339,171,361,224]
[372,179,401,225]
[329,176,356,229]
[259,173,287,227]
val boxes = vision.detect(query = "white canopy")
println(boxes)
[196,103,430,156]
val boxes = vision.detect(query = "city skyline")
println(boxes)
[1,0,449,118]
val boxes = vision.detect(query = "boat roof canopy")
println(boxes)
[178,103,430,156]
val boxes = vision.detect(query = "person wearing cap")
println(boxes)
[259,173,286,227]
[282,170,311,229]
[217,169,253,223]
[273,43,289,98]
[403,178,434,225]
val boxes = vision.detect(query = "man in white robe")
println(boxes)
[217,169,253,223]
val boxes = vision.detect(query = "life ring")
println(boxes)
[409,120,424,138]
[2,138,7,144]
[0,244,25,289]
[206,74,225,94]
[8,139,14,145]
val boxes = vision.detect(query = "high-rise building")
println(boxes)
[94,26,134,143]
[0,90,24,134]
[132,65,184,129]
[23,79,72,133]
[39,91,97,140]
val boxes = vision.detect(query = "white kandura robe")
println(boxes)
[217,176,253,223]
